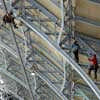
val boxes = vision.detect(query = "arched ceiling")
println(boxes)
[75,0,100,22]
[36,0,100,39]
[75,0,100,39]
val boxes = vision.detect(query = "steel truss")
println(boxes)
[0,0,100,100]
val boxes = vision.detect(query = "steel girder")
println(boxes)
[0,16,98,100]
[28,0,58,23]
[0,24,94,99]
[0,0,100,99]
[0,87,24,100]
[0,67,28,89]
[0,25,66,100]
[19,17,100,100]
[0,12,95,99]
[0,40,18,58]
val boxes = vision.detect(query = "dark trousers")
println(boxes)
[88,64,98,79]
[74,50,79,63]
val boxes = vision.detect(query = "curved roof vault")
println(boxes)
[37,0,100,39]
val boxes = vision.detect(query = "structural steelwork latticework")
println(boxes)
[0,0,100,100]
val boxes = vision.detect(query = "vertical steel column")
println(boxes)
[10,24,34,100]
[57,0,64,45]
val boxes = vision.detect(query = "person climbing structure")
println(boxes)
[71,39,80,63]
[88,53,99,80]
[3,11,18,28]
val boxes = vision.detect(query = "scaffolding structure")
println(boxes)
[0,0,100,100]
